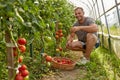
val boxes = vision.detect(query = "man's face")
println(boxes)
[74,9,84,21]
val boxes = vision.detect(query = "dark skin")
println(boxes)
[66,8,98,60]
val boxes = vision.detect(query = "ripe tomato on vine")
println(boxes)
[45,56,52,62]
[17,38,27,45]
[18,45,26,53]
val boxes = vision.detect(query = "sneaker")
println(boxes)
[76,57,90,65]
[80,57,90,64]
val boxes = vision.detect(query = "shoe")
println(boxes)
[76,57,90,65]
[80,57,90,64]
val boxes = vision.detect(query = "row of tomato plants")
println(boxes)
[0,0,75,79]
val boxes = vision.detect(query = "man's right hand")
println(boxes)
[70,27,80,33]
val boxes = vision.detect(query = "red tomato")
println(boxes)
[67,60,72,64]
[59,47,62,51]
[55,58,61,63]
[18,38,27,45]
[21,64,27,70]
[18,57,23,63]
[19,64,27,72]
[13,51,18,57]
[62,61,66,64]
[19,45,26,53]
[59,33,63,37]
[57,59,61,63]
[15,73,24,80]
[58,29,62,33]
[55,35,59,39]
[55,31,59,35]
[13,47,17,51]
[45,56,52,62]
[21,70,29,77]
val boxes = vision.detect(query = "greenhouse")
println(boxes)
[0,0,120,80]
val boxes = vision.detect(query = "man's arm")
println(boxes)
[71,24,98,33]
[66,31,75,48]
[67,32,75,43]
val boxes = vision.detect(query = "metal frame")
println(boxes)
[83,0,120,25]
[91,0,97,19]
[101,0,112,53]
[69,0,120,52]
[98,2,120,19]
[115,0,120,26]
[96,0,104,46]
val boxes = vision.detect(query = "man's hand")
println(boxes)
[70,27,80,33]
[66,41,72,48]
[66,29,75,49]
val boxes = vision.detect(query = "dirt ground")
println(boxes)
[41,51,87,80]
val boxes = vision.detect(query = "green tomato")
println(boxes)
[24,76,29,80]
[47,62,51,67]
[56,49,60,52]
[58,22,63,29]
[44,36,52,42]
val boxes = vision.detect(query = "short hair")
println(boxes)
[74,7,84,12]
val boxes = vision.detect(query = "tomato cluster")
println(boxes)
[13,37,29,80]
[55,28,64,54]
[42,53,52,62]
[13,38,26,57]
[13,38,27,63]
[54,58,73,64]
[55,29,63,40]
[56,47,63,53]
[41,53,53,68]
[15,64,29,80]
[17,38,27,53]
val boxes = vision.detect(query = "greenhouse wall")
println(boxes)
[99,32,120,58]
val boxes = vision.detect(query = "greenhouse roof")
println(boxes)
[68,0,120,19]
[68,0,94,16]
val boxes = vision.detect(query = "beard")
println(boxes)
[77,16,83,21]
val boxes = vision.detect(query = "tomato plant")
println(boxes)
[0,0,75,79]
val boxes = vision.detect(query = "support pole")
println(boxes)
[115,0,120,26]
[96,0,104,46]
[101,0,111,53]
[29,31,33,57]
[91,0,97,19]
[5,30,14,80]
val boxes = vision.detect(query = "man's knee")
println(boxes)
[86,33,97,42]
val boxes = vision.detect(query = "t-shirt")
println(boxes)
[73,17,97,42]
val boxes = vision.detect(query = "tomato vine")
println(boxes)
[0,0,75,79]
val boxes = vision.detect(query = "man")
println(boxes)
[66,7,98,64]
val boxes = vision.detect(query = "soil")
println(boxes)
[41,51,87,80]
